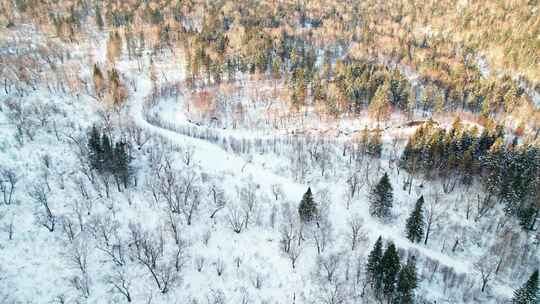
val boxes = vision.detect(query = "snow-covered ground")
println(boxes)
[0,23,536,304]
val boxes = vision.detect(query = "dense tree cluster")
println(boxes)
[401,119,540,229]
[88,125,132,189]
[7,0,540,127]
[3,1,540,303]
[367,237,418,303]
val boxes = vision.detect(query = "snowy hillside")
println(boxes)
[1,2,539,304]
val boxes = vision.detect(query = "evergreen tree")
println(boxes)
[388,70,410,110]
[367,236,384,295]
[369,82,392,126]
[405,196,425,243]
[88,125,102,170]
[395,256,418,304]
[87,126,134,188]
[95,4,104,30]
[114,141,130,188]
[512,270,539,304]
[298,187,317,223]
[381,242,401,300]
[101,133,113,172]
[369,173,393,219]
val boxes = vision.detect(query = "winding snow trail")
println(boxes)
[129,75,308,199]
[123,57,514,300]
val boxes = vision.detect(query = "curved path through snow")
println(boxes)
[124,62,513,300]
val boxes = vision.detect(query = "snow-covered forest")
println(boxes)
[0,1,539,303]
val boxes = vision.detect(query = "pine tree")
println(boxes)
[369,82,392,126]
[367,236,384,294]
[395,256,418,304]
[88,125,102,170]
[369,173,393,219]
[512,270,538,304]
[405,196,425,243]
[114,141,130,188]
[101,133,113,172]
[381,242,401,300]
[388,70,410,110]
[482,137,506,197]
[298,187,317,223]
[95,4,104,30]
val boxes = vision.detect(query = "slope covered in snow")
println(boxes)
[0,14,537,304]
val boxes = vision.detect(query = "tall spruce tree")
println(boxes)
[395,256,418,304]
[369,173,393,219]
[381,242,401,301]
[101,133,113,172]
[88,125,102,170]
[512,270,539,304]
[298,187,317,223]
[405,196,425,243]
[369,82,392,125]
[367,236,384,294]
[113,141,130,188]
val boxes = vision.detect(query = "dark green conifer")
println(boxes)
[512,270,539,304]
[395,256,418,304]
[405,196,425,243]
[381,242,401,300]
[367,236,384,295]
[369,173,393,219]
[298,187,317,223]
[88,125,102,170]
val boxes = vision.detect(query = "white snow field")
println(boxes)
[0,24,536,304]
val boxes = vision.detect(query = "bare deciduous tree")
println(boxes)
[271,183,284,201]
[183,145,195,167]
[287,240,302,269]
[128,224,179,294]
[315,278,349,304]
[238,182,258,230]
[473,192,496,222]
[0,167,17,205]
[280,202,300,253]
[196,256,205,272]
[474,256,498,292]
[215,258,225,276]
[107,267,132,302]
[347,215,366,251]
[424,186,444,245]
[311,217,333,255]
[88,215,125,267]
[227,205,245,233]
[251,271,264,289]
[317,253,342,282]
[206,289,226,304]
[2,215,14,240]
[60,216,79,243]
[29,184,55,232]
[209,183,226,219]
[343,170,364,209]
[66,239,91,298]
[160,165,201,225]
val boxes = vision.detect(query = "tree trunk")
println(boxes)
[481,279,488,292]
[424,222,431,245]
